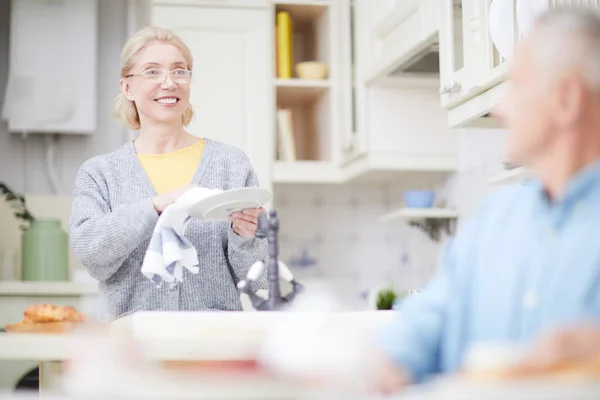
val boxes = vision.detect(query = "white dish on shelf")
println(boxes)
[188,187,272,221]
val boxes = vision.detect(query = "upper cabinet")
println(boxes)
[364,0,441,86]
[152,0,459,186]
[438,0,514,127]
[272,0,458,184]
[271,1,346,184]
[438,0,472,110]
[347,0,459,182]
[439,0,600,128]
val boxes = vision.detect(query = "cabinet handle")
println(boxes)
[439,81,461,94]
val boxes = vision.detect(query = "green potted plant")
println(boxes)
[0,183,35,231]
[1,182,69,281]
[376,288,398,310]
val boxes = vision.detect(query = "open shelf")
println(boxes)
[488,167,534,186]
[274,2,330,79]
[275,90,331,162]
[275,2,329,22]
[272,1,335,182]
[275,79,330,106]
[380,208,459,223]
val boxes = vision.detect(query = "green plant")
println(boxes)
[0,182,35,231]
[409,218,455,242]
[376,288,398,310]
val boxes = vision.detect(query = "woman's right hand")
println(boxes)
[152,184,197,214]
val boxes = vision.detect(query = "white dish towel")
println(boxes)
[141,187,222,287]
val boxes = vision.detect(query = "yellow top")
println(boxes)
[137,139,205,195]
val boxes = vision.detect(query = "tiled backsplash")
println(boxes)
[274,129,508,303]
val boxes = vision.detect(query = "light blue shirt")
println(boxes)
[378,161,600,383]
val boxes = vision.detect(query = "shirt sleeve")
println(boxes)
[375,189,503,383]
[376,238,456,383]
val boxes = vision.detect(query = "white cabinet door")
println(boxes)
[472,0,515,95]
[339,0,367,164]
[439,0,474,109]
[152,5,273,190]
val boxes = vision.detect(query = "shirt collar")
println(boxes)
[531,159,600,214]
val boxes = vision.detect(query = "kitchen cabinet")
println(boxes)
[152,2,273,190]
[439,0,514,127]
[438,0,473,110]
[271,1,344,183]
[152,0,458,186]
[268,0,459,184]
[337,0,458,183]
[363,0,441,87]
[439,0,600,128]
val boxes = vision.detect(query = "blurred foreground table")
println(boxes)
[0,310,396,398]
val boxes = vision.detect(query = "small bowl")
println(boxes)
[403,190,435,208]
[295,61,327,80]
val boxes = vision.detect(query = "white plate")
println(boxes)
[188,187,273,221]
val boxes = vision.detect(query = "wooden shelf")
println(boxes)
[274,2,329,23]
[275,78,329,87]
[488,167,534,185]
[275,79,329,106]
[380,208,459,223]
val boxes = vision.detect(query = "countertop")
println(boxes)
[0,282,98,296]
[0,310,396,361]
[0,332,260,361]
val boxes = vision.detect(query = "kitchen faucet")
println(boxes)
[236,209,304,311]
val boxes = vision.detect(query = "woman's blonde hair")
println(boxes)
[112,26,194,130]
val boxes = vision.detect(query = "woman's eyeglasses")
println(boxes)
[125,68,193,84]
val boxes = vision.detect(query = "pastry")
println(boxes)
[22,304,84,323]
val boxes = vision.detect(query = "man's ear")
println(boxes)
[555,73,585,129]
[120,79,135,101]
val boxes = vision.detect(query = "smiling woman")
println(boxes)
[112,28,194,133]
[68,26,268,320]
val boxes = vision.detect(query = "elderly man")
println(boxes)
[376,8,600,391]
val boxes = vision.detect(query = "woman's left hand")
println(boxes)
[230,208,266,238]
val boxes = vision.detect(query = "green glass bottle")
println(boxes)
[21,219,69,281]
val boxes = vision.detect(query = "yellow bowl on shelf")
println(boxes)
[295,61,327,80]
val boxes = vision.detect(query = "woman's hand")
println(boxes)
[230,208,266,238]
[152,184,197,214]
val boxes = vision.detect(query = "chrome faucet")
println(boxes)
[236,209,303,311]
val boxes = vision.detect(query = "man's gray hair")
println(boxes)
[535,8,600,93]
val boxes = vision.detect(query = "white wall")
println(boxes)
[0,0,130,195]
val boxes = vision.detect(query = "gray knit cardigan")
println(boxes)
[69,139,268,320]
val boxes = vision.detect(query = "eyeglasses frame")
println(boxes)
[124,68,193,84]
